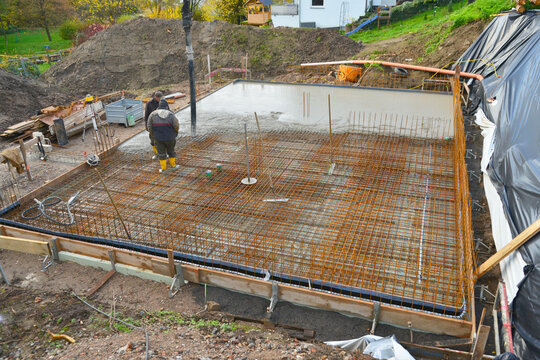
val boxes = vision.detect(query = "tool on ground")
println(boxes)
[254,112,288,202]
[0,261,9,285]
[241,121,257,185]
[37,137,47,161]
[327,94,336,175]
[82,94,93,142]
[87,155,132,240]
[47,330,75,344]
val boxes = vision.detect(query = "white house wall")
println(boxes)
[272,0,366,28]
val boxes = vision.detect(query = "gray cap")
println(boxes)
[154,91,163,99]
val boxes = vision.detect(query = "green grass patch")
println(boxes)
[0,28,72,56]
[351,0,514,45]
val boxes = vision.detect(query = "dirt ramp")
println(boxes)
[0,69,69,129]
[43,18,362,95]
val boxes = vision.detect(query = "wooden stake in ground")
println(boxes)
[18,139,32,181]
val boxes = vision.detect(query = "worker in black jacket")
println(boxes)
[145,91,163,159]
[148,99,180,173]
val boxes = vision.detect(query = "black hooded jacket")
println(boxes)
[147,99,179,141]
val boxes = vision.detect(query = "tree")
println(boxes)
[72,0,139,23]
[0,1,9,50]
[9,0,73,42]
[203,0,245,24]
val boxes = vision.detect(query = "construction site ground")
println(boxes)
[0,18,501,360]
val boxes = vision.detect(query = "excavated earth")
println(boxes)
[0,69,69,129]
[43,18,363,96]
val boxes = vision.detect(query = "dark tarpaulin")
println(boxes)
[456,11,540,359]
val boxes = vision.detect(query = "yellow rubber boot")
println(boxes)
[169,157,179,171]
[152,146,157,154]
[159,160,167,173]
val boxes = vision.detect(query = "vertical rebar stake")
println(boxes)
[328,94,336,175]
[241,121,257,185]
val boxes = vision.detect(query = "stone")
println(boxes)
[206,301,221,312]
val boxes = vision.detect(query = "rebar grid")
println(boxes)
[452,72,476,321]
[5,109,471,316]
[291,64,452,92]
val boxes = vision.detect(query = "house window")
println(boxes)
[312,0,324,7]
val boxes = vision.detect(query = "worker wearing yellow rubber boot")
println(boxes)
[147,99,180,173]
[144,91,163,160]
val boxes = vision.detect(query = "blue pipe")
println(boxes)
[345,15,379,36]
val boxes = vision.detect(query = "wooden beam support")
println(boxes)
[403,341,495,360]
[0,235,50,255]
[477,217,540,278]
[86,269,116,297]
[472,325,491,360]
[0,224,473,337]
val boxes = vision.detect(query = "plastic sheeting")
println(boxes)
[456,10,540,360]
[325,335,414,360]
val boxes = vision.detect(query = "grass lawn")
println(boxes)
[350,0,515,45]
[0,28,72,56]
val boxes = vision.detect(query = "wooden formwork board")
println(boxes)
[0,224,473,338]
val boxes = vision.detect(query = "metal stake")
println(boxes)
[0,261,9,285]
[328,94,336,175]
[182,0,197,137]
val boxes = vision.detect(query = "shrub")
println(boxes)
[76,23,109,45]
[59,19,83,41]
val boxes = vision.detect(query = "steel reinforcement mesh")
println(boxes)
[4,112,473,317]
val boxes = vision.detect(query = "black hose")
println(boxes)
[21,197,61,220]
[20,193,79,226]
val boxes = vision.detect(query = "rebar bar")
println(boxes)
[6,106,474,317]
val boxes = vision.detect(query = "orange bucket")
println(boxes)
[338,65,362,82]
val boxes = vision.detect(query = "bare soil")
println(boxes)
[43,18,362,97]
[0,69,70,130]
[0,250,377,360]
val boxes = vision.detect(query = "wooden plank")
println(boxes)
[56,238,110,260]
[472,325,491,360]
[182,265,473,337]
[86,269,116,297]
[423,337,473,348]
[403,342,495,360]
[151,258,171,277]
[18,139,32,181]
[0,224,473,337]
[477,217,540,278]
[0,235,50,255]
[167,249,175,277]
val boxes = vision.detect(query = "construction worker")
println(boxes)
[147,99,180,173]
[145,91,163,159]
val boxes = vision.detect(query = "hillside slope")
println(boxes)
[43,18,362,95]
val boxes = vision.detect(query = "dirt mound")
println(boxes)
[0,69,70,129]
[43,18,362,95]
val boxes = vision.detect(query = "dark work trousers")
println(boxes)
[155,139,176,160]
